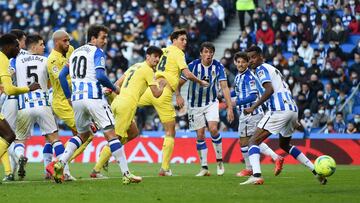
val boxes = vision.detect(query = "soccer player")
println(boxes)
[11,34,68,180]
[47,30,94,180]
[175,42,234,176]
[1,29,27,181]
[0,34,40,180]
[240,46,327,185]
[90,46,166,178]
[231,52,283,177]
[138,29,209,176]
[49,25,141,184]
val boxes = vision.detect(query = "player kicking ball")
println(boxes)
[240,46,327,185]
[231,52,283,177]
[176,42,234,176]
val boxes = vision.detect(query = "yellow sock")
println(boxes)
[69,135,94,162]
[161,136,175,170]
[93,145,111,172]
[0,137,9,160]
[1,151,11,175]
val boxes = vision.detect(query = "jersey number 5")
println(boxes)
[27,65,38,85]
[72,56,87,79]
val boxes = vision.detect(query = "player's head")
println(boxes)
[233,52,249,73]
[200,42,215,66]
[87,24,109,49]
[52,30,70,55]
[170,29,187,51]
[26,34,45,55]
[10,29,26,49]
[0,34,20,58]
[246,45,263,69]
[145,46,163,69]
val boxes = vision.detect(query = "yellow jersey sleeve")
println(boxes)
[0,52,10,78]
[144,67,157,86]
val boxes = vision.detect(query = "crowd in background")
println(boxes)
[0,0,359,134]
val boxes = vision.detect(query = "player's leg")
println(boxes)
[0,116,16,163]
[195,128,210,176]
[43,138,53,179]
[236,136,253,177]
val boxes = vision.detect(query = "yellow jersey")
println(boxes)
[0,51,10,78]
[47,46,74,105]
[119,61,157,103]
[155,45,187,91]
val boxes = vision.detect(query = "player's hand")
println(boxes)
[199,80,209,87]
[114,86,120,95]
[28,82,41,91]
[244,107,254,115]
[226,107,234,123]
[176,95,185,109]
[103,88,112,96]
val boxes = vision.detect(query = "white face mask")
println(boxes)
[283,69,290,76]
[261,25,268,31]
[273,60,279,66]
[318,109,325,114]
[350,0,355,5]
[329,99,335,105]
[288,79,294,84]
[288,61,294,66]
[300,70,306,75]
[271,16,277,21]
[321,15,327,20]
[355,117,360,123]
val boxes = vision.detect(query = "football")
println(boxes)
[314,155,337,177]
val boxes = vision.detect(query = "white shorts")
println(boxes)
[238,113,263,137]
[257,111,298,137]
[72,99,114,133]
[188,101,219,131]
[15,106,58,141]
[1,98,18,130]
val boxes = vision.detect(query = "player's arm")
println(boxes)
[181,68,209,87]
[149,83,164,98]
[175,78,186,109]
[96,69,119,94]
[114,74,126,88]
[244,82,273,114]
[59,65,71,100]
[220,80,234,123]
[1,76,40,95]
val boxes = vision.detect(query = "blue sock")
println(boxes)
[43,142,53,173]
[289,146,301,159]
[52,141,65,157]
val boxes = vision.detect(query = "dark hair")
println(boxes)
[336,112,343,116]
[246,45,262,54]
[200,42,215,53]
[146,46,163,56]
[0,34,18,47]
[234,52,249,61]
[25,34,43,48]
[170,29,187,42]
[87,25,110,42]
[10,29,26,40]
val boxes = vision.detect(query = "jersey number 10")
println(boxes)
[72,56,87,79]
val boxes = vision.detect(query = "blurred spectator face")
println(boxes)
[317,90,324,101]
[205,8,214,17]
[300,66,306,76]
[329,41,336,48]
[180,0,186,8]
[108,72,116,83]
[288,58,294,66]
[301,14,307,23]
[325,62,332,70]
[273,57,279,66]
[280,24,288,32]
[336,113,343,122]
[301,83,309,92]
[328,97,336,106]
[116,69,123,79]
[327,122,334,132]
[325,83,332,92]
[347,123,356,132]
[310,74,318,82]
[355,115,360,124]
[261,21,269,31]
[318,106,325,114]
[354,53,360,63]
[304,109,311,117]
[301,40,308,48]
[271,13,278,22]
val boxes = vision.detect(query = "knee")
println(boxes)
[209,127,218,137]
[197,133,206,141]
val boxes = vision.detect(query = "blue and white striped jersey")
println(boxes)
[255,63,298,112]
[234,68,263,115]
[15,53,50,110]
[181,59,227,108]
[69,44,105,101]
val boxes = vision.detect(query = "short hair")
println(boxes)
[146,46,163,56]
[246,45,263,54]
[0,34,18,47]
[234,52,249,61]
[25,34,43,48]
[336,112,343,116]
[87,25,110,42]
[10,29,26,40]
[200,42,215,53]
[170,29,187,42]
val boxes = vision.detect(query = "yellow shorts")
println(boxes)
[0,113,4,120]
[111,97,137,138]
[138,87,175,123]
[52,102,76,131]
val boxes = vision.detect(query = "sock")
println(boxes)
[1,151,11,175]
[289,146,314,171]
[109,139,129,175]
[59,136,82,163]
[94,145,112,172]
[196,140,208,168]
[8,142,17,175]
[248,145,261,177]
[0,137,9,159]
[241,146,252,170]
[259,142,279,161]
[211,134,223,161]
[43,142,53,174]
[69,134,94,162]
[14,143,25,160]
[161,136,175,170]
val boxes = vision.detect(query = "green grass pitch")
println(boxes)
[0,163,359,203]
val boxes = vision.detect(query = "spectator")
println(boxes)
[297,66,308,84]
[237,31,252,52]
[348,15,360,34]
[326,50,342,71]
[300,109,314,134]
[324,121,336,134]
[346,122,358,133]
[307,58,321,77]
[308,74,324,95]
[313,22,325,43]
[210,0,225,29]
[334,112,346,133]
[236,0,255,31]
[256,20,275,45]
[287,76,301,97]
[325,96,337,118]
[324,83,338,101]
[297,40,314,66]
[354,114,360,131]
[349,53,360,75]
[310,90,326,114]
[297,93,310,119]
[313,105,330,128]
[326,17,348,43]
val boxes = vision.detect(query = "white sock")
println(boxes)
[109,139,129,175]
[8,142,17,174]
[241,146,252,170]
[211,134,223,161]
[259,142,279,161]
[14,143,25,160]
[59,137,82,163]
[296,153,315,171]
[199,148,208,167]
[248,145,261,175]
